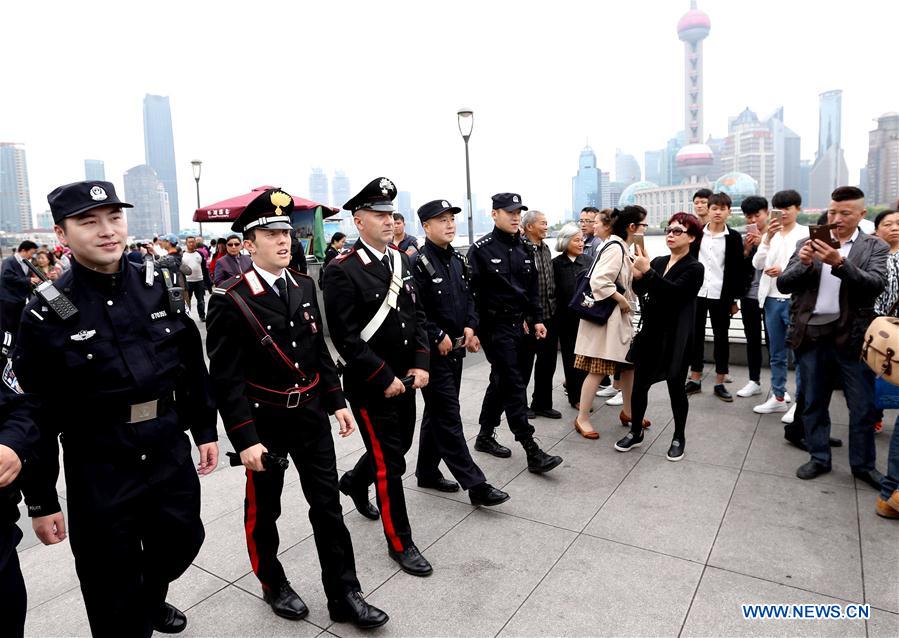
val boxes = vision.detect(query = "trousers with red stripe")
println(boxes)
[243,401,360,599]
[344,391,417,552]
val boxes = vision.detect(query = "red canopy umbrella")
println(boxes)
[192,185,339,223]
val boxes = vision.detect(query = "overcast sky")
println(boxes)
[3,0,897,229]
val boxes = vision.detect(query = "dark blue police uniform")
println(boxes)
[466,193,562,473]
[13,181,217,638]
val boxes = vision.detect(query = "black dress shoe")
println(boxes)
[475,433,512,458]
[523,439,563,473]
[339,474,379,520]
[153,603,187,634]
[796,460,832,480]
[263,581,309,620]
[526,408,536,420]
[533,407,563,419]
[469,483,510,506]
[852,468,885,491]
[685,380,701,395]
[329,590,389,629]
[417,475,460,493]
[829,437,843,447]
[713,384,733,402]
[389,544,433,577]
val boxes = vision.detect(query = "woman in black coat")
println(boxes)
[552,223,592,411]
[614,212,705,460]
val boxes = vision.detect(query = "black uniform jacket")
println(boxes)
[466,227,543,325]
[0,366,37,527]
[13,257,217,517]
[412,239,478,352]
[206,267,345,452]
[322,240,429,396]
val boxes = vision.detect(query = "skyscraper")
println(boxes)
[571,145,602,213]
[677,1,710,146]
[809,90,849,208]
[615,150,641,186]
[143,94,180,233]
[332,171,350,209]
[719,108,775,198]
[123,164,171,239]
[84,159,106,181]
[765,108,801,193]
[309,167,329,205]
[644,150,663,185]
[865,112,899,206]
[0,142,32,232]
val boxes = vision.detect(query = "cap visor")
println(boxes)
[501,204,527,212]
[363,203,395,212]
[62,200,133,220]
[256,221,294,230]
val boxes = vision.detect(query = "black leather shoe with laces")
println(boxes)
[388,543,433,577]
[263,581,309,620]
[475,433,512,458]
[329,590,389,629]
[469,483,511,506]
[153,603,187,634]
[523,439,562,473]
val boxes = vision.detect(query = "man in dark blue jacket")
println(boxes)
[0,241,38,340]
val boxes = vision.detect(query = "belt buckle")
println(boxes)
[128,399,158,424]
[286,390,301,409]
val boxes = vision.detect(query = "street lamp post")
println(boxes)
[191,159,203,236]
[457,109,474,245]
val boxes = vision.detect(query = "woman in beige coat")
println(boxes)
[574,206,649,438]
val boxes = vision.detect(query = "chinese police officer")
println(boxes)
[412,199,509,506]
[467,193,563,473]
[206,188,388,629]
[14,181,219,637]
[322,177,433,577]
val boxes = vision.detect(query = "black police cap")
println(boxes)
[491,192,528,212]
[231,188,295,233]
[343,177,397,213]
[47,180,133,224]
[417,199,461,223]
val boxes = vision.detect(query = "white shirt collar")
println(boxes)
[359,238,388,262]
[252,263,286,293]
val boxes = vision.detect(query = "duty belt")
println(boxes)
[246,376,320,409]
[109,392,176,424]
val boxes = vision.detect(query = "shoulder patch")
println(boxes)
[356,250,372,266]
[2,359,22,394]
[334,248,356,263]
[243,270,265,296]
[473,236,493,248]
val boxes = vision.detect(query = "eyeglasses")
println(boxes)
[226,242,241,247]
[665,227,687,236]
[636,223,649,228]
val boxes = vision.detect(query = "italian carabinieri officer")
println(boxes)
[322,177,433,577]
[206,188,388,629]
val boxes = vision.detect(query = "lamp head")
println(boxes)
[457,109,474,140]
[191,159,202,180]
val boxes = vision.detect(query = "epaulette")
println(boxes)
[212,273,243,295]
[472,235,492,249]
[287,267,311,280]
[334,248,356,263]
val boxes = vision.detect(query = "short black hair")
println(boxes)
[185,235,195,241]
[610,205,647,239]
[580,206,599,214]
[874,209,899,230]
[708,192,732,209]
[693,188,713,201]
[772,189,802,209]
[17,240,38,252]
[392,213,405,222]
[741,196,768,216]
[243,229,256,242]
[831,186,865,202]
[329,231,346,245]
[226,234,241,243]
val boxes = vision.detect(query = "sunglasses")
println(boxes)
[226,242,241,247]
[665,227,687,236]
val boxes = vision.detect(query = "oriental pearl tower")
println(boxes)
[675,1,714,181]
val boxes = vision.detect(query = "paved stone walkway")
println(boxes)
[16,334,899,637]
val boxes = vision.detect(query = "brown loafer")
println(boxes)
[875,496,899,519]
[574,418,599,440]
[889,489,899,512]
[619,410,651,429]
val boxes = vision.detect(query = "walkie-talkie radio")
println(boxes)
[24,260,78,320]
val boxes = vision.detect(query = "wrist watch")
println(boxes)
[833,256,846,269]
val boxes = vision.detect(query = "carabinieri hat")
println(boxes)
[417,199,461,223]
[231,188,295,233]
[343,177,397,213]
[47,180,133,224]
[491,192,528,212]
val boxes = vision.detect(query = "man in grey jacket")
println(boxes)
[777,186,886,489]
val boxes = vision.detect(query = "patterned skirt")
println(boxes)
[574,355,618,376]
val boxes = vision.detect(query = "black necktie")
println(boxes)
[274,277,289,313]
[382,254,392,273]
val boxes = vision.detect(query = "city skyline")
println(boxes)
[2,0,898,230]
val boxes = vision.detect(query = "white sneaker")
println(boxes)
[736,381,762,398]
[781,403,797,424]
[596,385,618,397]
[753,395,790,414]
[605,391,624,406]
[784,391,792,403]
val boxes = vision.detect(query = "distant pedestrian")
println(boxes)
[213,234,252,286]
[0,241,38,341]
[552,223,590,409]
[393,213,418,255]
[182,236,208,321]
[579,207,599,260]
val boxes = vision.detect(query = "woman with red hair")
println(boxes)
[614,212,705,461]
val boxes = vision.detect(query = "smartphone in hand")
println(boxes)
[633,234,645,253]
[809,224,840,249]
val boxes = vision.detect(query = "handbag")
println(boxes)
[861,315,899,386]
[568,241,625,325]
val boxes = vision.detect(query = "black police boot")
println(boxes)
[522,439,563,474]
[388,543,433,577]
[329,591,390,629]
[263,581,309,620]
[469,483,510,506]
[474,432,512,458]
[339,473,380,520]
[417,474,460,493]
[153,602,187,634]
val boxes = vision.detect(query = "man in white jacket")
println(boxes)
[752,190,809,419]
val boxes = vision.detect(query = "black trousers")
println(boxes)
[244,402,359,599]
[0,301,24,344]
[186,281,206,319]
[629,366,689,442]
[557,314,587,406]
[521,317,559,411]
[345,391,416,552]
[66,452,204,638]
[740,296,767,383]
[417,352,486,490]
[690,297,731,375]
[478,321,535,442]
[0,524,25,638]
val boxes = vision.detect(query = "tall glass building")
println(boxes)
[817,90,842,158]
[0,142,32,232]
[124,164,171,240]
[84,159,106,181]
[309,167,329,205]
[571,146,602,215]
[143,94,179,233]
